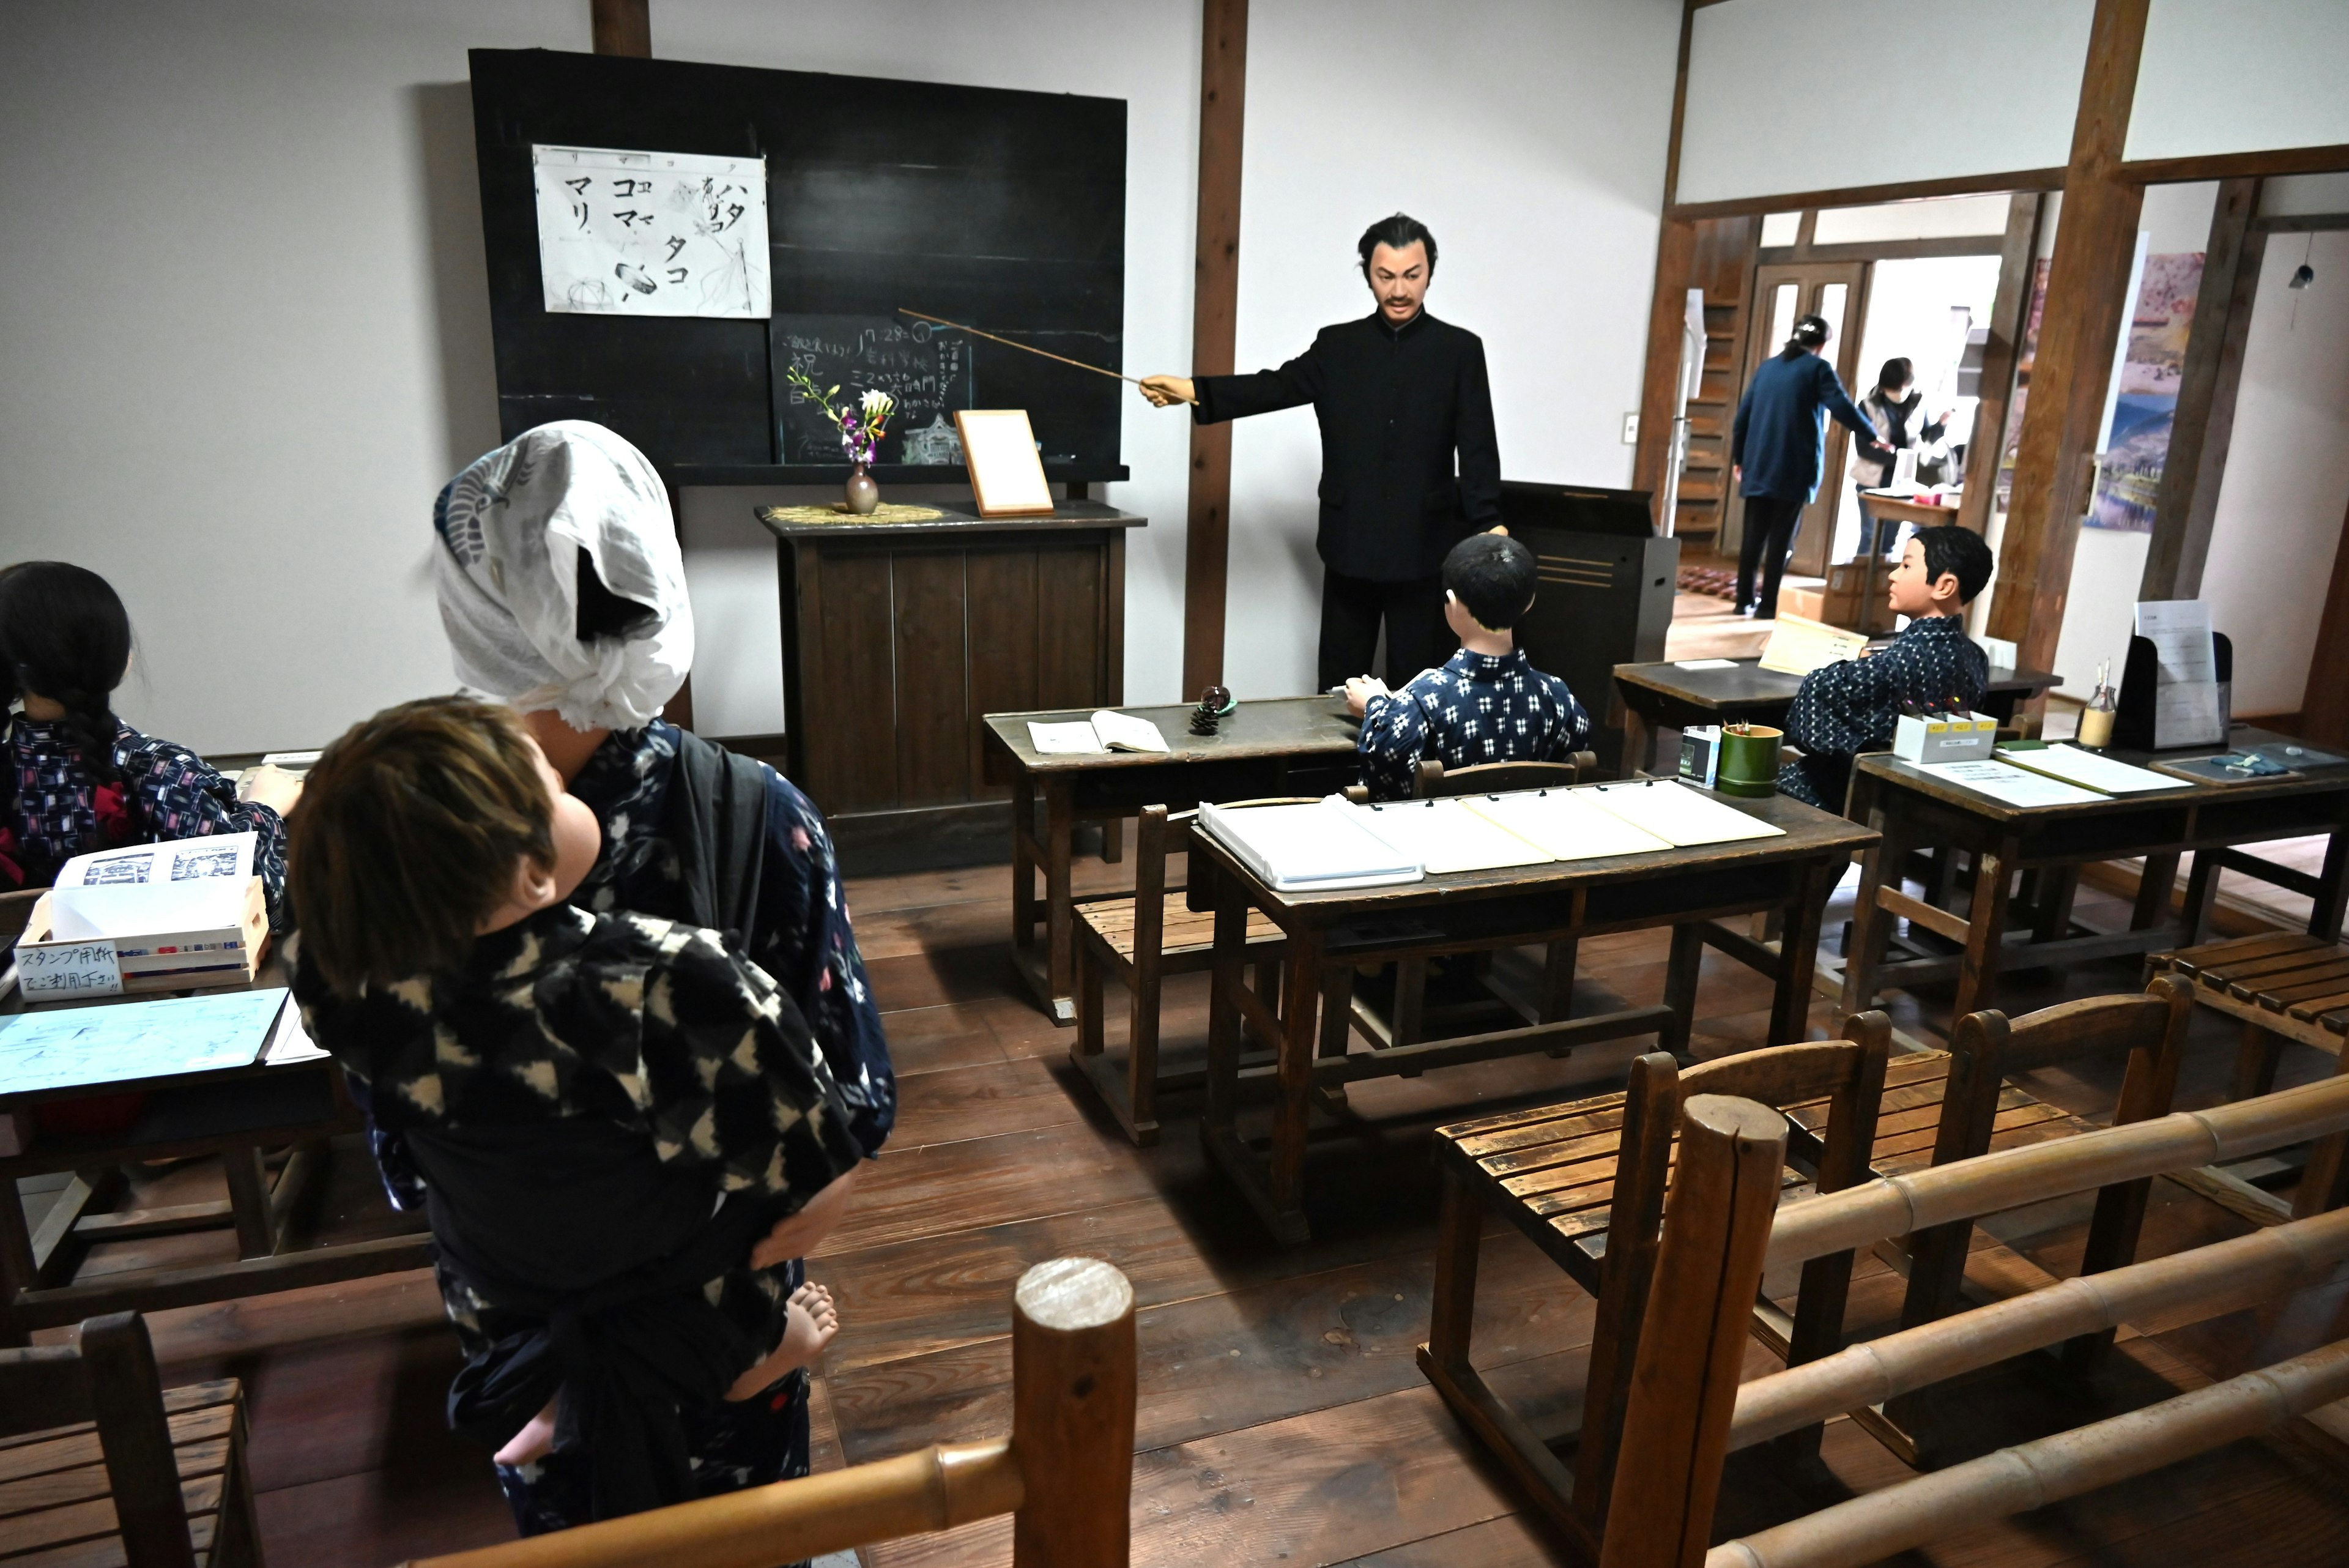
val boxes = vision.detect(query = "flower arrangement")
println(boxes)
[787,365,896,466]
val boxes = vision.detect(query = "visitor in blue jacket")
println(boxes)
[1730,313,1890,620]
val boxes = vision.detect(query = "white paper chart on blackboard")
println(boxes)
[532,144,771,319]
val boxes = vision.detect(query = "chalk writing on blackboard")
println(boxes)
[533,144,771,319]
[774,316,974,464]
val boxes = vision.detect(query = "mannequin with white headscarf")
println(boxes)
[418,421,896,1520]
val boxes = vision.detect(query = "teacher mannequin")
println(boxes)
[1140,213,1501,691]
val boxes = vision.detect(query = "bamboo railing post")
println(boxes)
[1600,1094,1789,1568]
[1011,1257,1138,1568]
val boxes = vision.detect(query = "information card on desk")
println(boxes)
[2136,600,2224,749]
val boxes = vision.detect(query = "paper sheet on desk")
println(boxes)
[1027,721,1103,755]
[1921,759,2105,808]
[1993,743,2182,794]
[49,834,256,940]
[1463,790,1673,861]
[2135,600,2225,749]
[1356,797,1553,874]
[1581,779,1786,845]
[0,987,288,1095]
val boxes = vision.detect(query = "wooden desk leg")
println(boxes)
[1769,860,1832,1046]
[1042,779,1076,1025]
[1540,937,1580,1047]
[2311,823,2349,942]
[1009,772,1039,983]
[1266,932,1324,1243]
[1202,875,1250,1136]
[1100,816,1122,865]
[222,1146,275,1260]
[0,1175,39,1347]
[2177,852,2219,946]
[1620,708,1655,778]
[1841,801,1898,1016]
[1951,844,2015,1025]
[1423,1168,1482,1374]
[2134,852,2181,931]
[1660,923,1704,1060]
[1313,963,1355,1114]
[2030,864,2080,946]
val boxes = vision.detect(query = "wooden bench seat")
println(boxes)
[2,1316,258,1568]
[1076,890,1281,964]
[2148,932,2349,1217]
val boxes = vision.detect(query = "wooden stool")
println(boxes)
[1,1313,261,1568]
[1419,1014,1890,1556]
[2148,932,2349,1216]
[1071,804,1286,1145]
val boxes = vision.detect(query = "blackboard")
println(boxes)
[774,315,973,466]
[469,48,1128,480]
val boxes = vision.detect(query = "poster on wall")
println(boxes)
[2085,252,2205,532]
[1994,258,2050,513]
[532,144,771,319]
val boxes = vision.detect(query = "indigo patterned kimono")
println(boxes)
[1779,614,1989,811]
[1355,648,1594,801]
[295,904,863,1533]
[2,715,291,927]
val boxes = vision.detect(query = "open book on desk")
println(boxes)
[1025,711,1172,756]
[1198,798,1422,891]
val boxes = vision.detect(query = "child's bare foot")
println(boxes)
[726,1283,840,1399]
[494,1395,558,1467]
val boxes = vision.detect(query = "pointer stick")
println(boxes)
[896,308,1198,404]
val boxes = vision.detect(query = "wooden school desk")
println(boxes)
[1189,787,1876,1243]
[1611,656,2061,777]
[981,697,1360,1022]
[0,972,431,1348]
[1838,727,2349,1031]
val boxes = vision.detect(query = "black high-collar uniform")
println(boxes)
[1193,308,1501,582]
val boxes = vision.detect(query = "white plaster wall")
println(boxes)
[1679,0,2092,207]
[0,0,581,754]
[1217,0,1682,698]
[2128,0,2349,164]
[0,0,1681,748]
[2199,231,2349,717]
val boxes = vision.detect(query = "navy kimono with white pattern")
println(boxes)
[1779,614,1988,811]
[1356,648,1592,801]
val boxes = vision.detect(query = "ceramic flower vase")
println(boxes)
[844,461,880,515]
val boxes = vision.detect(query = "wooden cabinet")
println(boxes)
[761,502,1143,850]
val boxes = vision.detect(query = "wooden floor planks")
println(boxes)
[52,849,2349,1566]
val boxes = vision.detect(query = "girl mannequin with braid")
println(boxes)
[0,562,300,922]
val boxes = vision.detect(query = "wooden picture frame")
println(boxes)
[956,409,1058,517]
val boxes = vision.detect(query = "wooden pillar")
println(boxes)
[1597,1094,1787,1568]
[1984,0,2151,671]
[591,0,650,56]
[1954,193,2043,540]
[1629,2,1700,528]
[2140,179,2263,600]
[2303,494,2349,748]
[1010,1257,1137,1567]
[1179,0,1249,699]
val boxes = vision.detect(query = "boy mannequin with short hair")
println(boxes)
[1347,531,1592,801]
[1779,524,1994,811]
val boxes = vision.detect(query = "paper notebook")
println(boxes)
[1993,743,2181,795]
[1758,613,1869,676]
[1462,790,1674,861]
[1354,797,1553,875]
[50,833,257,942]
[1089,711,1170,753]
[0,987,289,1096]
[1920,759,2104,808]
[1579,779,1786,846]
[1198,798,1422,891]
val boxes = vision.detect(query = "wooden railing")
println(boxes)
[1595,1074,2349,1568]
[399,1256,1135,1568]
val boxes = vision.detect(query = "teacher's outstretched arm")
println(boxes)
[1140,338,1328,423]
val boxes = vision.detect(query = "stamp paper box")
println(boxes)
[14,875,269,995]
[1893,712,1998,765]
